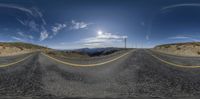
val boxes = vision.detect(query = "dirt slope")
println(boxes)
[0,42,48,56]
[154,42,200,56]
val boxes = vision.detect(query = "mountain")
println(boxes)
[74,47,121,57]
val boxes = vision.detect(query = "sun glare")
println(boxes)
[97,30,103,35]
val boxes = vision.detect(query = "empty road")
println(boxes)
[0,49,200,99]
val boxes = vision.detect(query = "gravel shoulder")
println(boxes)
[0,52,33,65]
[150,50,200,66]
[0,52,45,97]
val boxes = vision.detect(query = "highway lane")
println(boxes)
[0,53,33,67]
[38,50,136,98]
[48,49,131,64]
[149,50,200,67]
[42,50,133,67]
[0,52,45,97]
[1,50,200,99]
[135,50,200,98]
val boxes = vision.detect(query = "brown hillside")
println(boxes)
[0,42,49,56]
[154,42,200,56]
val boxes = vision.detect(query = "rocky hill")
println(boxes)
[154,42,200,56]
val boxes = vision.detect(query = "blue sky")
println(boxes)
[1,0,200,49]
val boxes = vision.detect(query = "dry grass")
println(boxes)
[154,42,200,57]
[0,42,49,56]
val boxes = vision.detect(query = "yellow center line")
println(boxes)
[0,55,32,67]
[147,50,200,68]
[42,50,134,67]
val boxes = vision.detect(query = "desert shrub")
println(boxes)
[177,47,181,50]
[197,51,200,55]
[47,51,56,55]
[164,45,170,48]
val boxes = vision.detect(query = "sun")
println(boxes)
[97,30,103,35]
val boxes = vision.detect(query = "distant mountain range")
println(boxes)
[66,47,122,57]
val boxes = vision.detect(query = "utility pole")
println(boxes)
[124,38,127,49]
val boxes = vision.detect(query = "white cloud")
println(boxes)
[168,36,189,39]
[32,7,46,25]
[168,35,200,42]
[81,31,127,47]
[17,32,24,36]
[70,20,90,30]
[0,4,33,15]
[16,18,26,25]
[11,36,24,41]
[17,32,34,39]
[29,20,39,32]
[97,32,127,39]
[16,19,40,32]
[162,3,200,11]
[48,20,92,39]
[40,30,49,41]
[0,4,48,42]
[52,23,66,35]
[146,35,149,40]
[0,4,46,31]
[83,42,104,47]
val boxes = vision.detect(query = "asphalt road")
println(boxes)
[1,49,200,99]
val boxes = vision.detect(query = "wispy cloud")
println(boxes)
[168,35,200,42]
[168,36,189,39]
[11,36,24,41]
[29,20,40,32]
[1,4,48,42]
[83,42,104,47]
[16,19,40,32]
[52,23,66,35]
[97,32,127,39]
[49,20,92,39]
[70,20,91,30]
[40,30,49,41]
[162,3,200,11]
[81,31,127,47]
[16,18,26,25]
[17,32,34,40]
[32,7,46,25]
[0,4,50,42]
[1,4,46,30]
[145,35,149,40]
[0,4,33,15]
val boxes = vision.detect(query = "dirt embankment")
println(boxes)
[154,42,200,57]
[0,42,49,56]
[0,46,32,56]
